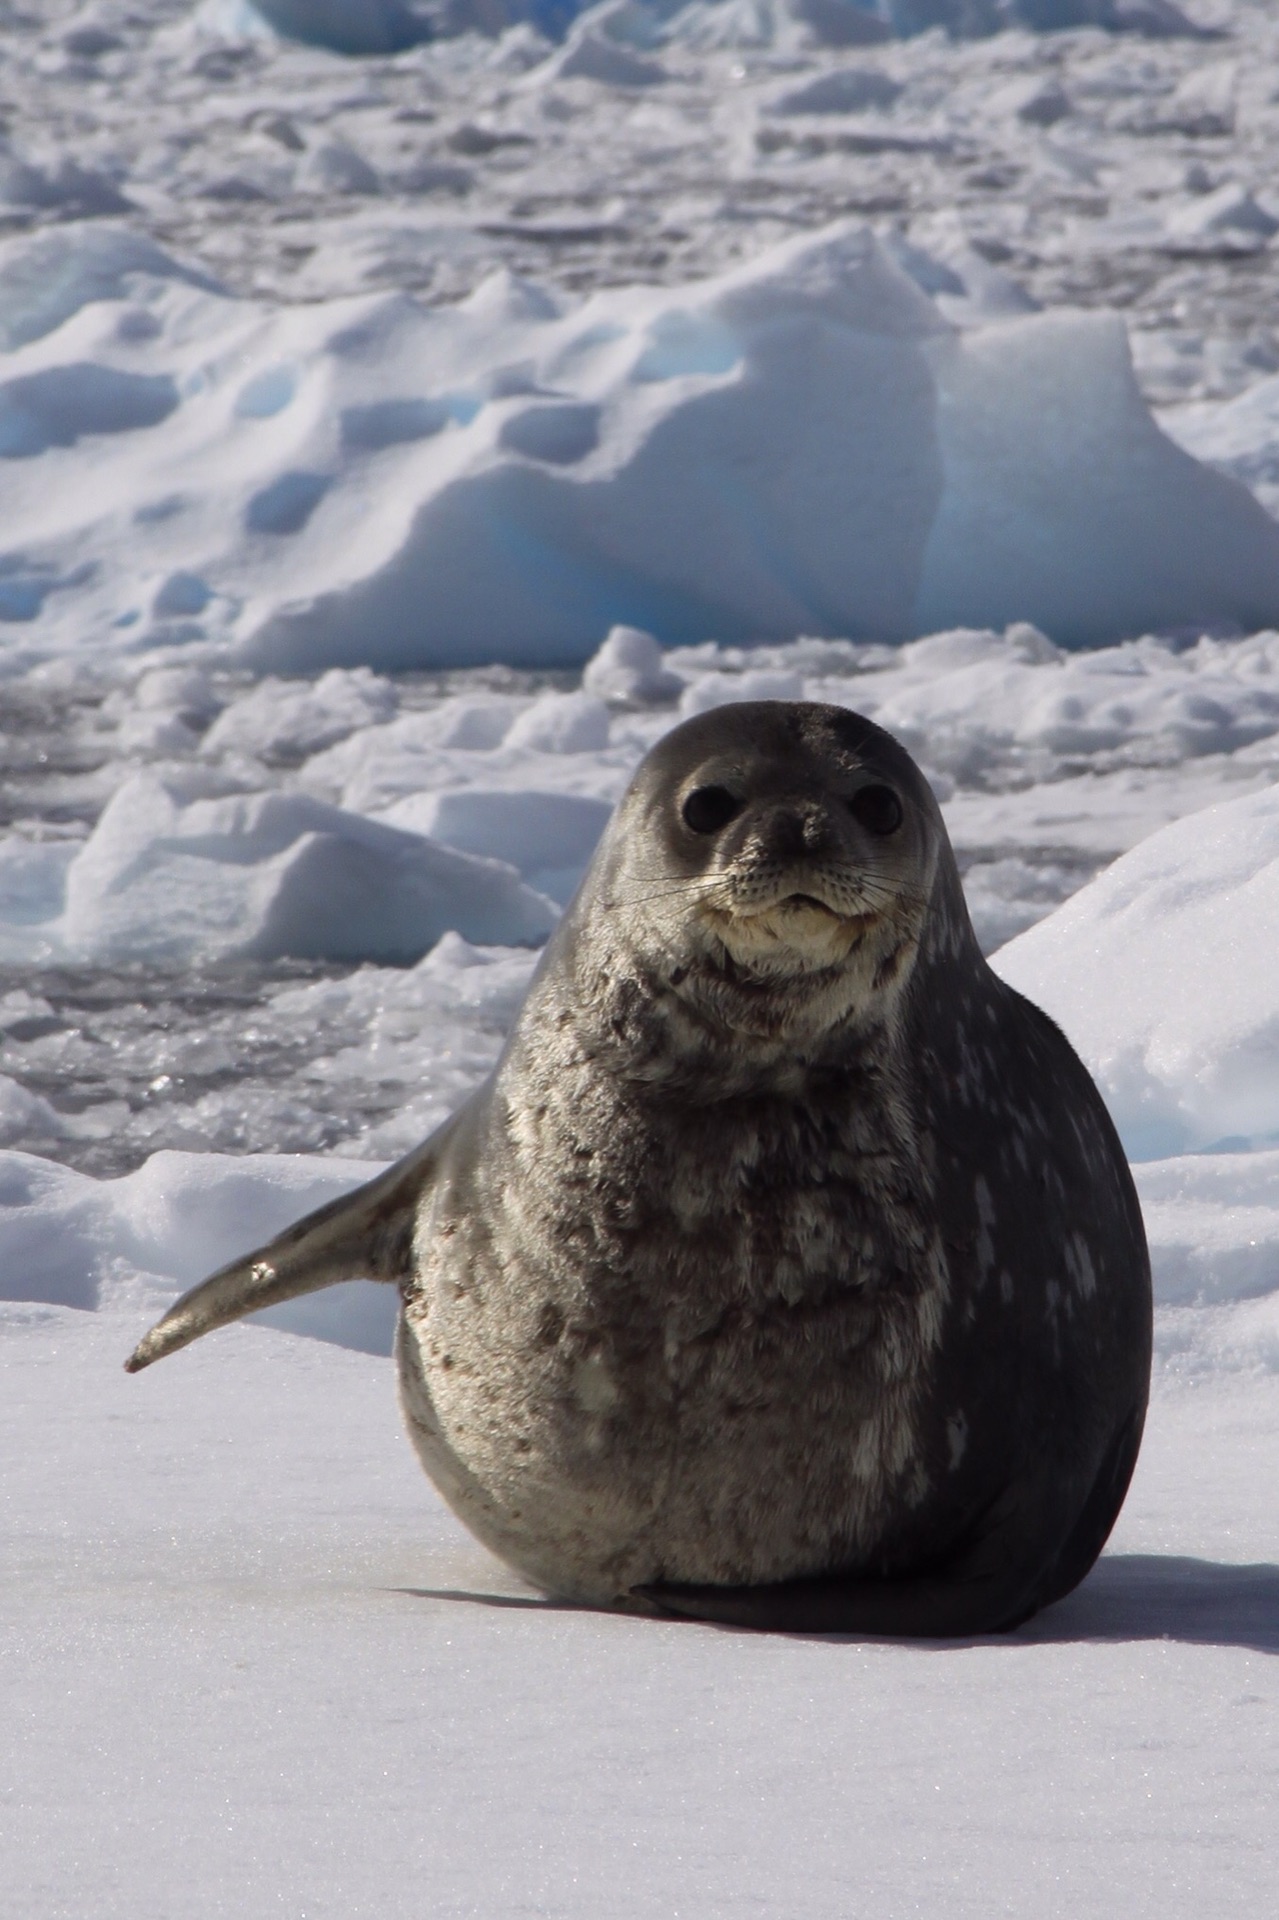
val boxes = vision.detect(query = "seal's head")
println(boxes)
[584,701,960,1050]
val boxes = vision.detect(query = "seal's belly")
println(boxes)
[396,1275,935,1604]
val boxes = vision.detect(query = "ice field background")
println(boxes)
[3,1,1279,1914]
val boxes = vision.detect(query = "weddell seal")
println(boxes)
[126,702,1152,1635]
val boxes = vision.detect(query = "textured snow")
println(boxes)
[6,622,1279,1166]
[4,221,1279,669]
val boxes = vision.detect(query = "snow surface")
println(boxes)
[995,780,1279,1158]
[5,3,1279,1913]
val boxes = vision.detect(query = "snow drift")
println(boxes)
[0,770,557,967]
[224,0,1215,52]
[994,782,1279,1160]
[4,222,1279,672]
[0,1145,396,1350]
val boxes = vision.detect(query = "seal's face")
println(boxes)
[600,701,945,1045]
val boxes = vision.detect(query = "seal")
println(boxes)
[126,701,1151,1636]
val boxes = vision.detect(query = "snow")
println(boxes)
[5,220,1279,669]
[0,768,558,966]
[993,780,1279,1160]
[4,1287,1279,1916]
[5,2,1279,1910]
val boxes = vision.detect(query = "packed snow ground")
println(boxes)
[4,1298,1279,1919]
[4,3,1279,1915]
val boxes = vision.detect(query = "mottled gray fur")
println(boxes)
[128,703,1151,1636]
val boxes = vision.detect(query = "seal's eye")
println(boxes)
[849,785,903,836]
[682,785,741,835]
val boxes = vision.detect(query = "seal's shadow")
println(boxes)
[1023,1554,1279,1654]
[399,1555,1279,1652]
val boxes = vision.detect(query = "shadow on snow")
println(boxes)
[397,1555,1279,1652]
[1024,1553,1279,1654]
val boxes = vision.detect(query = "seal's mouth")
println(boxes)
[697,885,883,977]
[780,892,839,917]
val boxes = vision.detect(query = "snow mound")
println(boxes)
[244,1,433,54]
[1135,1152,1279,1310]
[3,772,557,967]
[377,787,613,900]
[582,624,684,704]
[0,1146,396,1350]
[663,0,889,49]
[0,225,221,352]
[993,783,1279,1160]
[202,667,399,761]
[877,0,1212,35]
[6,222,1279,669]
[766,67,903,115]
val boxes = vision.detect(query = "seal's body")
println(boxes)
[128,703,1151,1635]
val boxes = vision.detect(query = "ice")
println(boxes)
[297,137,383,197]
[201,666,399,760]
[877,0,1214,32]
[244,0,434,54]
[227,229,1279,664]
[581,623,685,704]
[549,20,670,85]
[0,226,220,352]
[913,310,1279,644]
[2,771,558,967]
[663,0,889,50]
[379,787,614,898]
[1164,183,1279,246]
[0,1073,70,1147]
[1,221,1276,670]
[766,66,903,114]
[993,781,1279,1160]
[1163,376,1279,519]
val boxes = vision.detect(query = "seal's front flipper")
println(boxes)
[124,1123,451,1374]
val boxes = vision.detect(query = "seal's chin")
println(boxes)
[704,892,880,973]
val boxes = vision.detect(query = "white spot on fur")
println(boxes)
[974,1174,996,1280]
[1064,1232,1097,1300]
[572,1352,620,1415]
[946,1411,969,1470]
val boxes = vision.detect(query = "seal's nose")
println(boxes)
[756,800,835,861]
